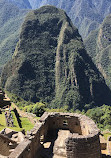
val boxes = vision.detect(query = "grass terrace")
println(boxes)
[0,110,34,133]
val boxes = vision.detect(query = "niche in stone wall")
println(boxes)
[40,135,44,144]
[75,122,78,126]
[63,120,68,126]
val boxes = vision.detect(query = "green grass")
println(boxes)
[0,111,34,132]
[12,111,19,127]
[103,133,111,140]
[21,117,34,132]
[35,117,40,120]
[0,113,6,131]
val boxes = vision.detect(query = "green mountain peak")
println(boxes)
[1,6,111,110]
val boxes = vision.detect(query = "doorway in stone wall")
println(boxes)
[39,129,69,158]
[40,129,58,158]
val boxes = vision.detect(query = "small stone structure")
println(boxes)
[107,136,111,155]
[0,89,11,108]
[1,128,25,143]
[7,112,101,158]
[0,133,17,157]
[100,135,107,150]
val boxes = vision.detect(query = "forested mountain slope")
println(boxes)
[85,14,111,89]
[0,0,29,73]
[0,0,111,74]
[1,6,111,110]
[29,0,111,38]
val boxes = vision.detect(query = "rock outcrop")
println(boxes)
[1,6,111,110]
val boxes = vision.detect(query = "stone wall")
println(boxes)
[107,136,111,155]
[46,114,82,134]
[66,133,101,158]
[8,112,101,158]
[8,139,31,158]
[0,135,10,156]
[0,134,17,156]
[8,118,49,158]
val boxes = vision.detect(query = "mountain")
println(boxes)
[0,0,111,74]
[1,6,111,110]
[7,0,32,9]
[84,14,111,89]
[28,0,111,38]
[0,0,29,73]
[28,0,41,9]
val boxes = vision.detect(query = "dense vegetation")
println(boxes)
[0,0,111,137]
[86,105,111,131]
[0,0,29,73]
[0,0,111,75]
[5,91,68,117]
[1,6,111,111]
[6,91,111,131]
[29,0,111,38]
[85,14,111,89]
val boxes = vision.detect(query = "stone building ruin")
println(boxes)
[0,133,17,157]
[1,112,101,158]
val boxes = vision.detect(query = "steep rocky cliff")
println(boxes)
[85,14,111,89]
[1,6,111,110]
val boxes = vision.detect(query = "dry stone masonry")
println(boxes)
[0,133,17,157]
[7,112,101,158]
